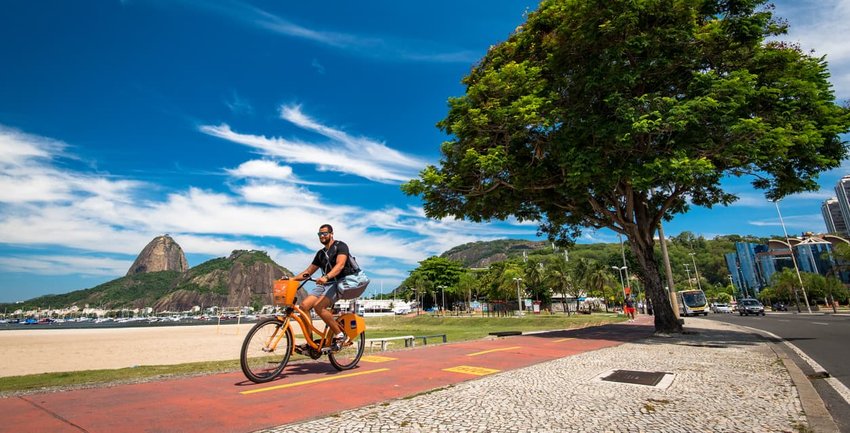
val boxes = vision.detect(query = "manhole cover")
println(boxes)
[602,370,668,386]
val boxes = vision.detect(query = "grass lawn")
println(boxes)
[0,313,624,394]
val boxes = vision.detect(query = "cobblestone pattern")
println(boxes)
[257,319,807,433]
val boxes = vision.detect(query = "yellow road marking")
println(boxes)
[360,355,398,363]
[553,338,575,343]
[467,346,521,357]
[240,368,390,395]
[443,365,501,376]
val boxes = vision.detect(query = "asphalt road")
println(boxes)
[705,311,850,432]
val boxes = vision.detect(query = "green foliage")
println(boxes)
[186,257,232,275]
[403,0,850,333]
[230,250,276,267]
[714,292,732,304]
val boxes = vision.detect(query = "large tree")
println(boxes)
[403,0,850,333]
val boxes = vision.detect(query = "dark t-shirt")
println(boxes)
[625,297,634,308]
[311,240,356,281]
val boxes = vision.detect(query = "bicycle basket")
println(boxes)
[273,279,299,306]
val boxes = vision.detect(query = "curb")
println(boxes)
[769,342,839,433]
[729,323,840,433]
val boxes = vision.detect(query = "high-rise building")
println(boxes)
[834,176,850,233]
[725,242,764,297]
[822,197,848,235]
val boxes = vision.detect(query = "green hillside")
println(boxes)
[3,250,289,312]
[6,271,182,311]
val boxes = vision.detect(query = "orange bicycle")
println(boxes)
[240,277,366,383]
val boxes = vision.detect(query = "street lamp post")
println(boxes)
[688,252,702,291]
[512,277,524,316]
[611,266,627,300]
[617,233,631,291]
[683,264,693,290]
[774,201,812,314]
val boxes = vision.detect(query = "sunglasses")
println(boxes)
[317,232,332,237]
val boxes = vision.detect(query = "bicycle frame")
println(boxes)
[276,305,335,353]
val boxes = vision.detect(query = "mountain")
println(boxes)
[126,235,188,276]
[152,249,294,311]
[7,239,296,312]
[440,239,549,268]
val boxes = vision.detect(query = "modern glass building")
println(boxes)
[834,176,850,233]
[725,242,764,297]
[821,198,848,235]
[724,252,743,292]
[737,242,763,296]
[728,235,850,295]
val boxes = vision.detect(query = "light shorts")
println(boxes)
[309,280,341,303]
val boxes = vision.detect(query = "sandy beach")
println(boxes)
[0,322,318,377]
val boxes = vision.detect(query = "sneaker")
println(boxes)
[294,343,309,355]
[331,333,346,351]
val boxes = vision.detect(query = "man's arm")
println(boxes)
[317,254,348,284]
[291,264,319,281]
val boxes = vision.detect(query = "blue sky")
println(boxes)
[1,1,849,303]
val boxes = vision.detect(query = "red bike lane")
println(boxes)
[2,319,653,433]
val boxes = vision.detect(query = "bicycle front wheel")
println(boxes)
[329,331,366,371]
[240,318,293,383]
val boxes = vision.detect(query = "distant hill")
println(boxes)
[5,240,296,312]
[440,239,549,268]
[435,233,746,289]
[152,249,294,311]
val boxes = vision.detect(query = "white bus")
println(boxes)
[677,289,708,316]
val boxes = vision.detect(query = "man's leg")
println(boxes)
[300,294,318,312]
[314,296,342,335]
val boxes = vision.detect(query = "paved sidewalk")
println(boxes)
[259,317,833,433]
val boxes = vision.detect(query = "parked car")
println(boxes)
[738,298,765,316]
[772,302,788,312]
[711,303,732,314]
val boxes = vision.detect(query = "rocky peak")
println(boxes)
[127,235,189,276]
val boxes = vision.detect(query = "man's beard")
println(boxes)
[320,238,331,246]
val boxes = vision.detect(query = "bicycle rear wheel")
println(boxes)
[240,318,293,383]
[329,331,365,371]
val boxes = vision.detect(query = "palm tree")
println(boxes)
[544,255,574,315]
[584,262,613,313]
[523,260,548,304]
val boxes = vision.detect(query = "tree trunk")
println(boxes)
[628,226,683,334]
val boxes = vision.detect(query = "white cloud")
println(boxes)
[235,182,322,208]
[179,0,477,63]
[774,0,850,100]
[747,213,826,231]
[227,160,298,181]
[200,105,429,183]
[0,255,129,277]
[279,105,426,170]
[0,126,61,165]
[0,127,144,204]
[0,123,540,293]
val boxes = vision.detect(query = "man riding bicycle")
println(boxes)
[287,224,356,351]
